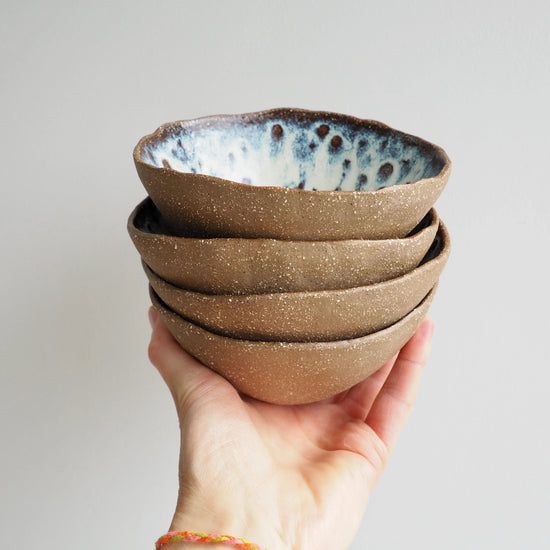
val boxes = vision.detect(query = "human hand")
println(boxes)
[148,307,434,550]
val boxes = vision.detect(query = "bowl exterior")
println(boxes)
[136,161,449,240]
[149,285,436,405]
[128,199,439,294]
[143,221,449,341]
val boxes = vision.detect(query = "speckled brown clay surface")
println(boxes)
[150,285,436,404]
[128,198,439,294]
[134,108,451,240]
[143,220,449,341]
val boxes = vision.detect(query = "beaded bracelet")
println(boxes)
[155,531,266,550]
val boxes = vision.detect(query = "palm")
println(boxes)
[244,371,396,549]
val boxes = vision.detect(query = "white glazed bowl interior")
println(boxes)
[138,109,447,192]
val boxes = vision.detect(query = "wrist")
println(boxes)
[168,510,287,550]
[158,526,276,550]
[166,481,292,550]
[162,544,228,550]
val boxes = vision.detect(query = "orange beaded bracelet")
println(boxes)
[155,531,266,550]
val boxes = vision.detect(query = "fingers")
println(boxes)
[365,317,434,452]
[336,354,397,418]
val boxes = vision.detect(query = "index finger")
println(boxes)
[365,317,434,451]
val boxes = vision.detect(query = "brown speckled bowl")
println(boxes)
[134,108,451,240]
[128,198,439,295]
[143,220,449,341]
[150,285,437,404]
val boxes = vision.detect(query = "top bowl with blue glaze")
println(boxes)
[134,108,451,240]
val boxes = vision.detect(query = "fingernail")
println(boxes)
[148,307,159,328]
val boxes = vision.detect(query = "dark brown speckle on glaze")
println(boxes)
[271,124,283,140]
[330,135,343,152]
[378,162,394,181]
[316,124,329,138]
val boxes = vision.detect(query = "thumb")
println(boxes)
[148,307,233,409]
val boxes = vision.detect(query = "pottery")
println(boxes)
[143,220,449,341]
[128,198,439,295]
[134,108,451,240]
[149,284,436,405]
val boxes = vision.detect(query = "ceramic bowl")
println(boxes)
[143,220,449,341]
[150,284,436,404]
[134,108,451,240]
[128,198,439,295]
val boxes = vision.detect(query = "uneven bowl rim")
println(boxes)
[142,219,449,301]
[133,107,452,195]
[128,196,440,247]
[150,284,437,349]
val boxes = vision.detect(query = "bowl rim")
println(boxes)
[150,283,437,348]
[128,196,440,246]
[133,107,452,194]
[142,219,449,301]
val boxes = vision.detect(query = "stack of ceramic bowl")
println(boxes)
[128,108,451,404]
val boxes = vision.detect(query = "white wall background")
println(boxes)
[1,1,549,548]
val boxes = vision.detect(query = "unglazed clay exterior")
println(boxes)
[128,198,439,294]
[134,108,451,240]
[149,285,436,405]
[143,221,449,341]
